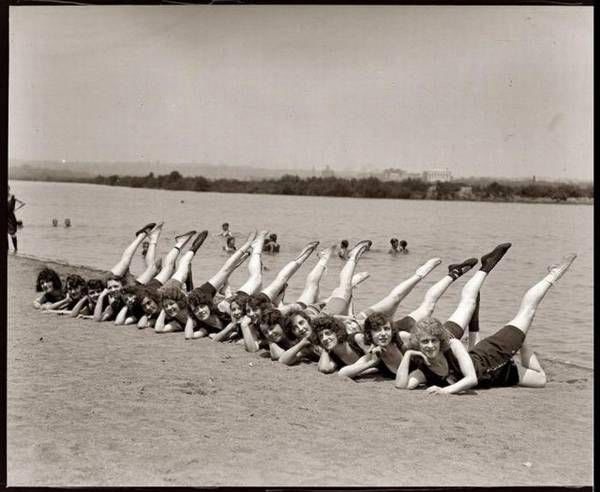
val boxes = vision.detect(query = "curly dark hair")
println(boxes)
[362,312,397,346]
[158,284,188,310]
[139,285,161,306]
[311,314,347,348]
[36,268,62,292]
[258,307,286,339]
[246,293,271,313]
[120,285,144,306]
[282,309,313,341]
[187,286,216,318]
[86,278,106,292]
[407,317,449,352]
[65,274,87,293]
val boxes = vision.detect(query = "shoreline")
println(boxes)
[7,254,593,486]
[8,177,594,206]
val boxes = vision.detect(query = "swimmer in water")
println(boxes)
[389,238,400,255]
[338,240,349,260]
[399,240,409,254]
[223,236,237,253]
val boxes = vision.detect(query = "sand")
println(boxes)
[6,255,593,486]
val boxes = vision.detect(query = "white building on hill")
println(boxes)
[423,168,453,182]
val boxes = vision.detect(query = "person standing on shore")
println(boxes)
[7,185,26,253]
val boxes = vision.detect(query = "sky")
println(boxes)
[9,6,593,180]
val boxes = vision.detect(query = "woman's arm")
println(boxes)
[41,296,70,311]
[114,306,129,325]
[278,338,314,366]
[14,198,26,210]
[240,316,261,352]
[317,349,337,374]
[124,316,138,325]
[337,350,380,379]
[154,310,167,332]
[93,290,109,321]
[428,339,478,395]
[69,297,89,318]
[395,350,428,389]
[100,305,114,322]
[268,341,286,361]
[211,321,238,342]
[137,315,150,329]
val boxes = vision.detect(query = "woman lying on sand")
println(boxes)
[337,244,510,379]
[34,222,158,314]
[152,230,209,333]
[395,252,576,393]
[184,231,258,339]
[235,239,321,353]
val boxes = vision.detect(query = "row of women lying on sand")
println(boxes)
[33,223,576,394]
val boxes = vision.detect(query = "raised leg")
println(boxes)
[516,340,547,387]
[366,257,442,319]
[237,231,268,295]
[144,222,163,268]
[207,231,256,291]
[295,245,335,305]
[154,230,195,284]
[109,222,155,276]
[506,254,576,335]
[261,241,320,300]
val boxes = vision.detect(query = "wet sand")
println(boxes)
[7,255,593,486]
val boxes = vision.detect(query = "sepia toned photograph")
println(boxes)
[6,4,593,487]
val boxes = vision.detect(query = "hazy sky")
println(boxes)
[9,6,593,179]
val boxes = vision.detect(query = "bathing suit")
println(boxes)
[7,195,17,235]
[296,301,326,318]
[414,325,524,388]
[144,278,163,291]
[391,316,417,333]
[43,290,65,304]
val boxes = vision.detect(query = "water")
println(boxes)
[9,180,593,368]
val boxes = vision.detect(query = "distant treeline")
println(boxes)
[29,170,598,202]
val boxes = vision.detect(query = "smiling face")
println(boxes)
[68,284,85,301]
[246,305,262,324]
[193,303,211,321]
[262,323,285,343]
[40,280,55,293]
[142,296,159,316]
[230,301,244,320]
[418,334,441,360]
[318,328,339,351]
[106,279,123,303]
[370,322,393,347]
[88,288,102,304]
[163,299,180,318]
[290,314,312,339]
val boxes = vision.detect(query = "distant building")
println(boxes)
[382,168,407,181]
[423,168,453,183]
[321,165,335,178]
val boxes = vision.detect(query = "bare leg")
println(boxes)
[109,223,155,276]
[447,243,512,333]
[144,222,163,268]
[136,257,162,285]
[154,230,196,284]
[206,231,256,291]
[364,257,441,319]
[170,231,209,284]
[516,340,547,387]
[296,245,335,305]
[237,231,268,295]
[506,254,576,335]
[327,240,371,302]
[261,241,320,300]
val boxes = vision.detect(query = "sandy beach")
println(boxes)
[6,254,593,487]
